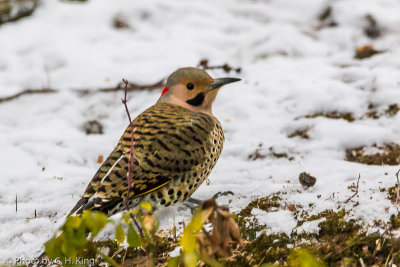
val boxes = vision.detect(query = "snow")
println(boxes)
[1,0,400,262]
[251,208,297,237]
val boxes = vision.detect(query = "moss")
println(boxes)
[239,194,282,218]
[229,200,400,266]
[346,143,400,165]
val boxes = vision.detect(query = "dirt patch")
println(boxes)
[346,143,400,165]
[364,14,382,39]
[296,111,355,122]
[365,103,400,119]
[83,120,104,135]
[248,144,294,161]
[288,128,310,139]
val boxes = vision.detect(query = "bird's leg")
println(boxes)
[187,197,202,205]
[182,198,203,213]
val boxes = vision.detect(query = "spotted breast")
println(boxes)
[70,102,224,216]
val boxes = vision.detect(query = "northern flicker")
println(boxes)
[70,67,240,216]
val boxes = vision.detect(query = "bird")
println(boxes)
[69,67,241,216]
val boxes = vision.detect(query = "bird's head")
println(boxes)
[157,67,241,116]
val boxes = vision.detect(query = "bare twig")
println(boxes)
[0,78,164,104]
[98,79,164,93]
[121,79,135,210]
[345,174,361,203]
[0,88,57,103]
[120,79,147,257]
[130,213,144,240]
[197,59,241,73]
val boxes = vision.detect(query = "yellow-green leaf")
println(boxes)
[167,256,181,267]
[183,252,198,267]
[289,248,325,267]
[122,212,131,225]
[82,211,108,237]
[140,201,152,211]
[115,223,125,243]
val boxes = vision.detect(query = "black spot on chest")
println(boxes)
[186,93,205,106]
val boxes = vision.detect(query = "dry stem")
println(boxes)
[345,173,361,203]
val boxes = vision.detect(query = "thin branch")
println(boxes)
[130,213,144,241]
[121,79,135,210]
[345,173,361,203]
[0,78,165,104]
[98,79,164,93]
[0,88,57,103]
[120,79,146,256]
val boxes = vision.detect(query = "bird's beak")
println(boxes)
[206,77,241,91]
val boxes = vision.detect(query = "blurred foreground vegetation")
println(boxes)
[40,191,400,267]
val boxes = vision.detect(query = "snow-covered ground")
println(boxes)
[1,0,400,262]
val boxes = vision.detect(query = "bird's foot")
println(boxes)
[211,191,234,200]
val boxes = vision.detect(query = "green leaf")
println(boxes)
[64,215,82,232]
[167,256,181,267]
[82,210,108,237]
[44,236,62,258]
[153,216,160,232]
[127,223,141,248]
[115,223,125,243]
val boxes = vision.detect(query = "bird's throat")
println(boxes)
[186,92,205,106]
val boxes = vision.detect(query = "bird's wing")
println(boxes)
[69,103,218,215]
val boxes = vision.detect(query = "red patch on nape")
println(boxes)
[161,87,169,96]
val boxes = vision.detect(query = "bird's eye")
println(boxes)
[186,83,194,90]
